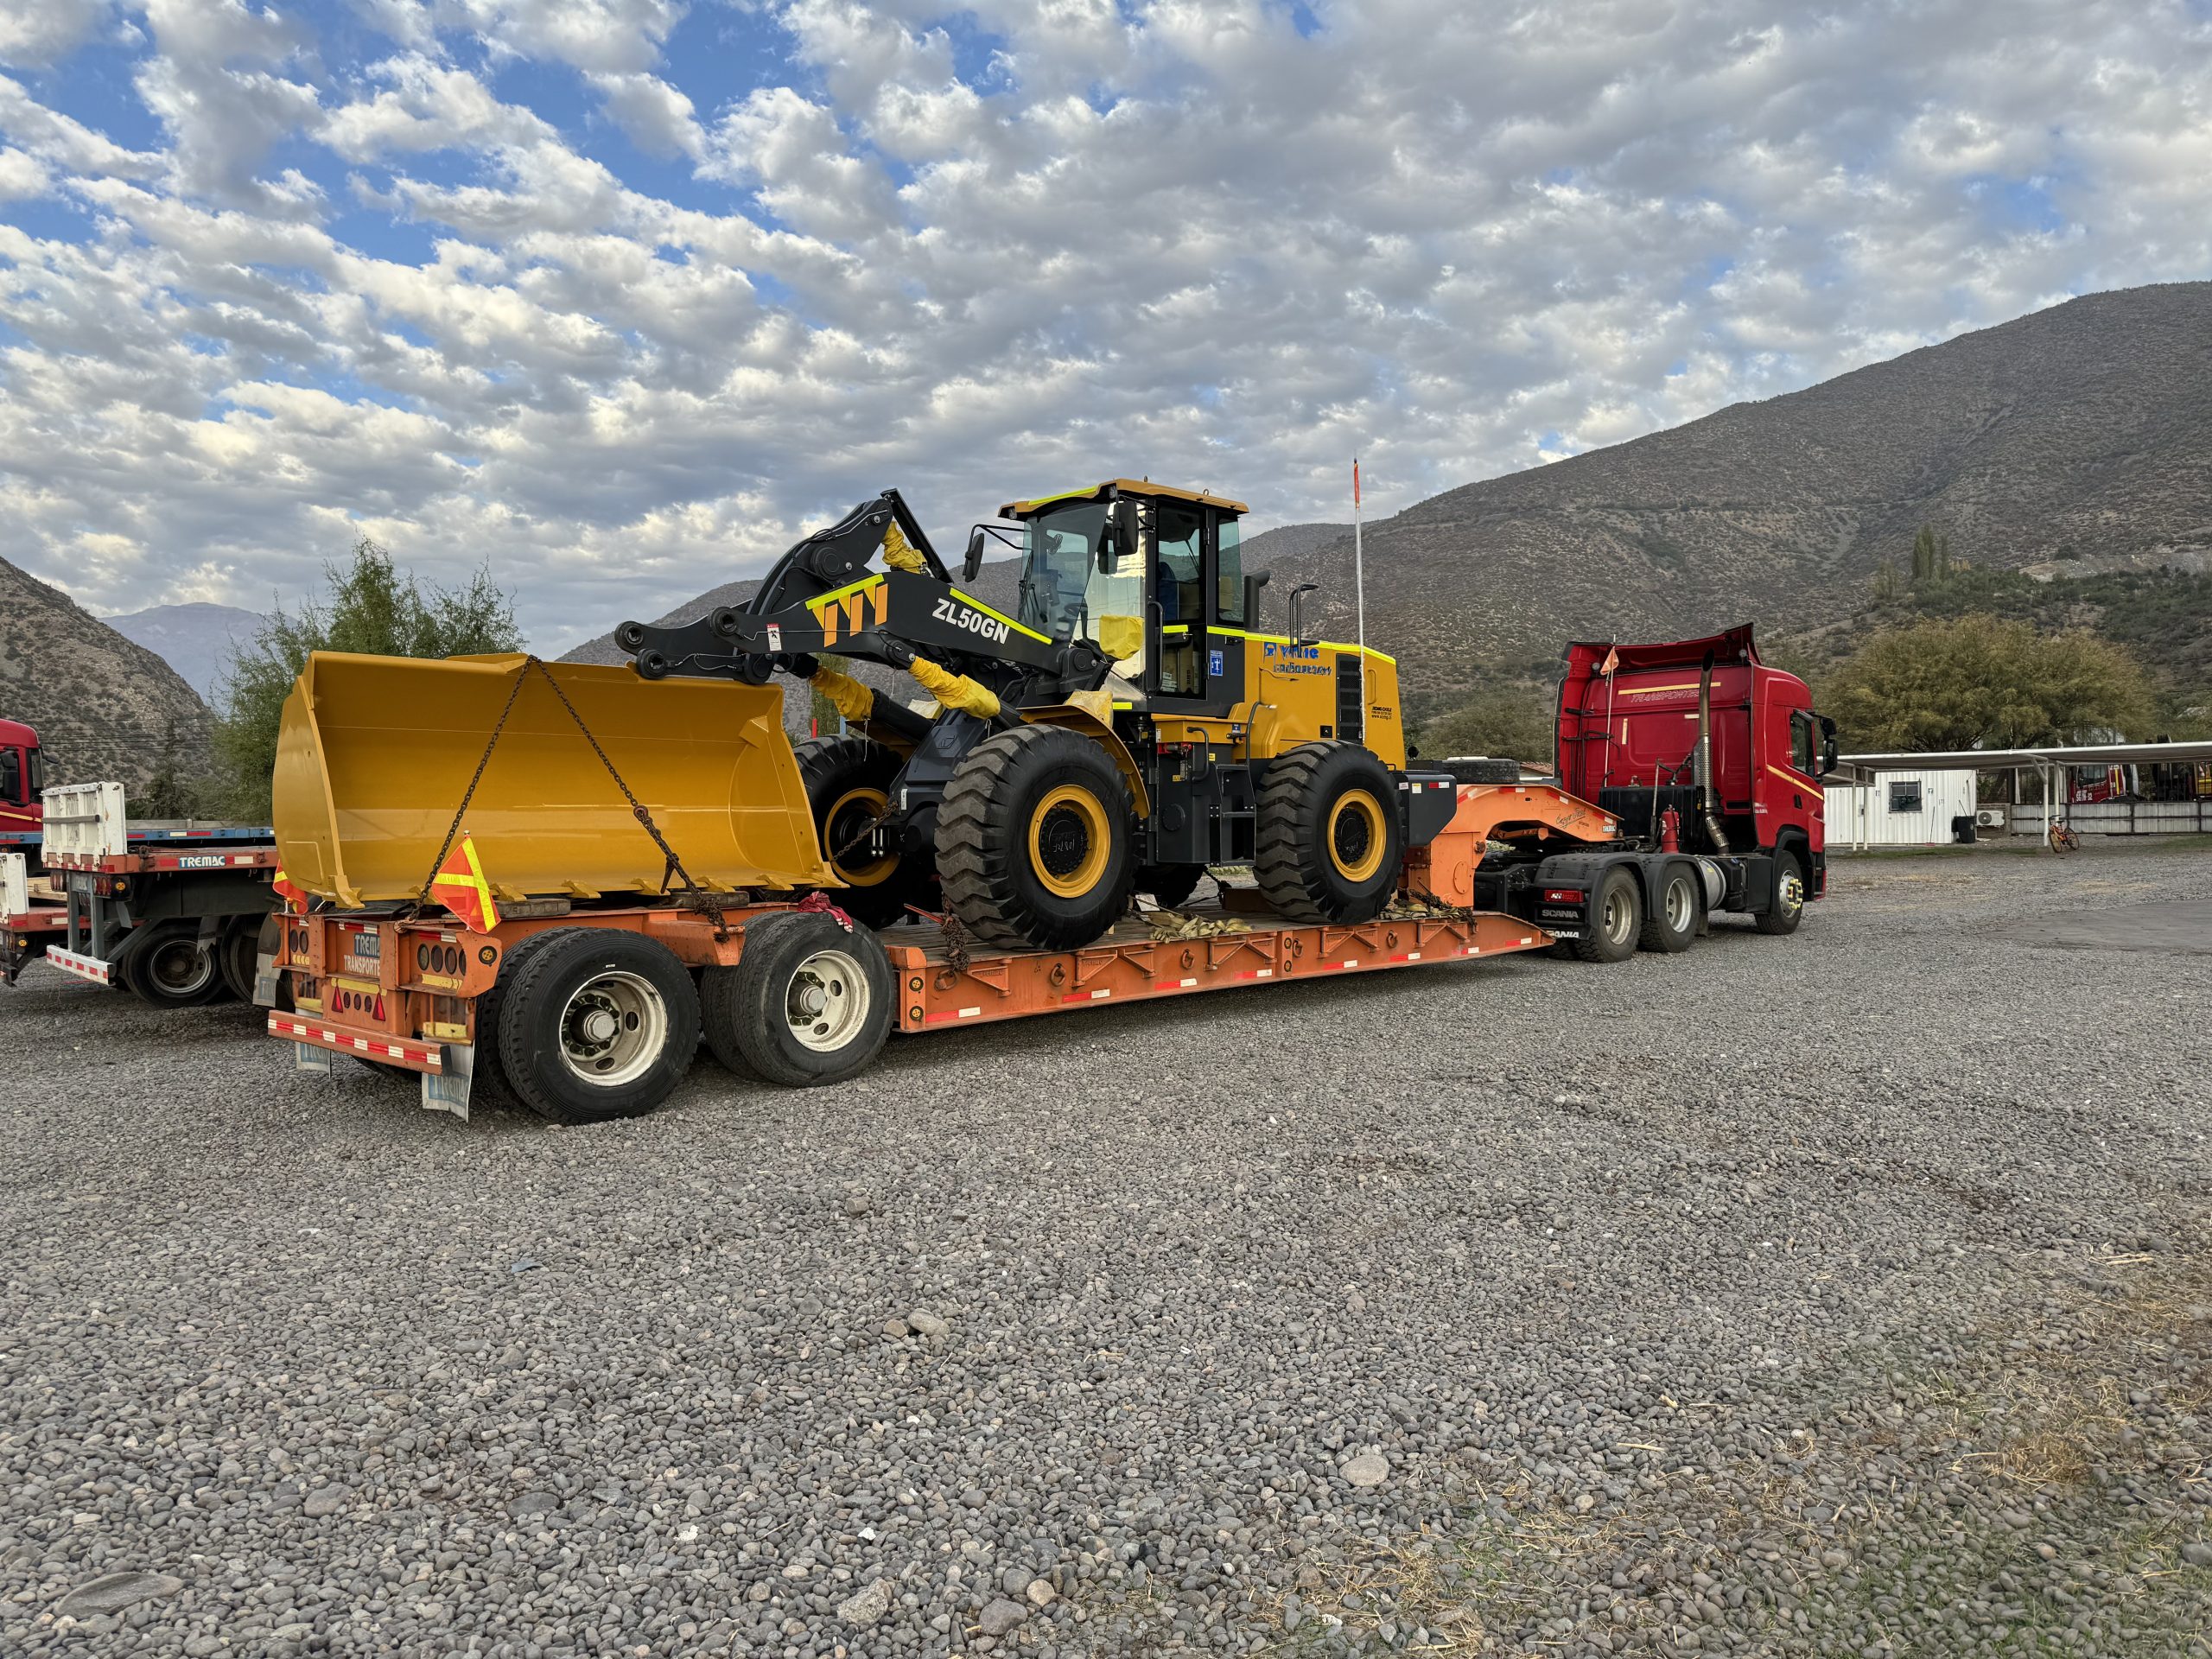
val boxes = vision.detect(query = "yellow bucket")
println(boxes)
[273,652,834,908]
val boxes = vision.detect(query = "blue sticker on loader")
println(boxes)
[1210,649,1224,677]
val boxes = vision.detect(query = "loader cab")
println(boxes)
[1001,480,1249,707]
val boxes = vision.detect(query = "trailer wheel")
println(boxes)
[796,734,930,928]
[1755,851,1808,936]
[495,928,700,1124]
[118,921,226,1007]
[1138,864,1205,909]
[217,916,263,1002]
[1570,868,1642,963]
[1637,865,1699,954]
[938,726,1136,950]
[702,910,893,1088]
[1255,742,1404,925]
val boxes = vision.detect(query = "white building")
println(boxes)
[1826,769,1979,849]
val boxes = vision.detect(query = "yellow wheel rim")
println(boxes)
[823,785,896,887]
[1327,788,1388,882]
[1029,784,1111,899]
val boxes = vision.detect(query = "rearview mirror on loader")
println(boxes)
[963,526,988,583]
[1103,498,1141,574]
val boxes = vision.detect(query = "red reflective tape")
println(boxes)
[1152,977,1199,991]
[1236,968,1274,980]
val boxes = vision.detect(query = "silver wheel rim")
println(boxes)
[145,937,215,997]
[1665,875,1695,932]
[785,949,868,1053]
[557,970,667,1087]
[1779,871,1804,914]
[1604,887,1634,944]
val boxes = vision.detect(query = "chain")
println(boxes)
[412,656,730,940]
[412,658,531,912]
[529,658,730,939]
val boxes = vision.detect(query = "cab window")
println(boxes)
[1216,516,1244,625]
[1790,709,1815,775]
[1154,502,1204,625]
[0,747,17,805]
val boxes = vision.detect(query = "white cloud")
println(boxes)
[0,0,2209,653]
[0,0,112,68]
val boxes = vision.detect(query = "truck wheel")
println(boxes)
[938,726,1136,950]
[1755,852,1808,935]
[703,910,893,1087]
[797,734,927,928]
[217,916,263,1002]
[1637,864,1699,954]
[1254,742,1404,925]
[1138,864,1205,909]
[1570,868,1642,963]
[494,928,700,1124]
[118,921,226,1007]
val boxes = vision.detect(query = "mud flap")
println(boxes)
[423,1044,475,1121]
[253,952,281,1007]
[294,1042,332,1076]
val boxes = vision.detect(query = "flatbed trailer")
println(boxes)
[264,778,1818,1123]
[3,782,281,1003]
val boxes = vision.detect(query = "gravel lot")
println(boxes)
[5,841,2211,1658]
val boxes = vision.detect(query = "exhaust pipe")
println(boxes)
[1694,653,1729,854]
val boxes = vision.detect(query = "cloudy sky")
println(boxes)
[2,0,2209,655]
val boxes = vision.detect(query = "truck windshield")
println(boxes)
[1015,501,1144,657]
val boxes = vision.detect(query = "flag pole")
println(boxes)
[1352,457,1366,652]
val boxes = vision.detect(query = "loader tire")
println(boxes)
[496,928,699,1125]
[937,726,1136,950]
[704,910,893,1087]
[1254,742,1403,925]
[796,734,928,928]
[1138,864,1205,909]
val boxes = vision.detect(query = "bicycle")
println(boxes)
[2048,820,2081,855]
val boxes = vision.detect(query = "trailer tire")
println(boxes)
[938,726,1136,950]
[1570,867,1642,963]
[1637,864,1700,954]
[703,910,893,1087]
[1755,850,1808,936]
[217,916,262,1002]
[495,928,700,1124]
[1138,864,1205,909]
[117,920,226,1007]
[796,734,930,928]
[1255,742,1404,925]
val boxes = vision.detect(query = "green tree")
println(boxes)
[138,718,199,819]
[1909,524,1952,587]
[1415,680,1556,764]
[1822,613,2152,751]
[1871,556,1900,602]
[212,539,523,819]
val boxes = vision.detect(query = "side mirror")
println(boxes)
[1818,714,1839,778]
[1105,498,1140,574]
[1287,582,1320,645]
[962,526,988,584]
[1243,569,1271,629]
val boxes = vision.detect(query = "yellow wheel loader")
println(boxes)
[614,480,1464,950]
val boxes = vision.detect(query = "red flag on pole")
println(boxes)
[1352,458,1361,507]
[1599,645,1620,677]
[270,868,306,913]
[431,832,501,933]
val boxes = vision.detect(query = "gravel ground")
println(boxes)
[4,841,2211,1658]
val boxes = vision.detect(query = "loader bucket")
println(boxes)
[273,652,835,908]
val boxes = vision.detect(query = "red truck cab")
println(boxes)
[1555,625,1834,904]
[0,719,41,840]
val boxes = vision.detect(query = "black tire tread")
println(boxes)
[493,928,699,1124]
[1637,865,1698,954]
[937,726,1135,950]
[709,910,893,1087]
[1569,867,1642,964]
[1755,851,1808,935]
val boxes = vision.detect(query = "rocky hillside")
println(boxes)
[1260,282,2212,716]
[1,556,213,792]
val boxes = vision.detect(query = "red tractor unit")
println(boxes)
[1,718,42,847]
[1469,624,1834,954]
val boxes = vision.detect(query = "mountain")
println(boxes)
[1,556,213,794]
[105,602,265,701]
[563,283,2212,725]
[1262,281,2212,716]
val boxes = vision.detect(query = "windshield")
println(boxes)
[1015,502,1145,658]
